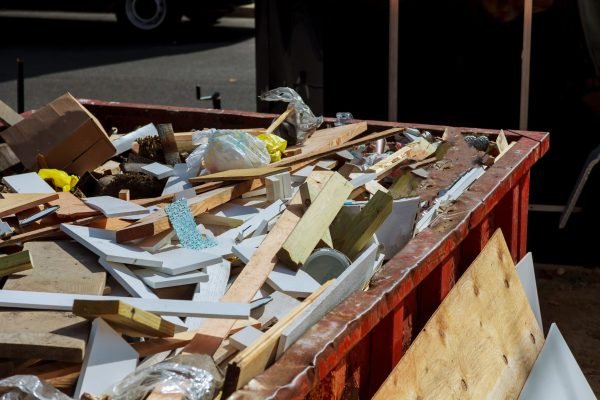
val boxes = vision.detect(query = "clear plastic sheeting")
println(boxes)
[109,363,216,400]
[0,375,72,400]
[186,129,270,174]
[259,87,323,145]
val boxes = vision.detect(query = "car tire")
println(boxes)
[116,0,182,33]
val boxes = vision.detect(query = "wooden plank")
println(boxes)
[0,249,32,277]
[196,213,244,228]
[0,143,20,172]
[157,123,181,166]
[137,229,175,252]
[277,172,353,268]
[520,0,533,130]
[334,190,393,260]
[1,172,55,194]
[0,99,23,126]
[265,108,293,135]
[4,241,106,295]
[0,290,250,318]
[223,281,333,395]
[73,299,177,338]
[297,122,368,155]
[83,196,150,218]
[299,172,334,247]
[373,230,544,399]
[51,192,97,219]
[367,138,437,175]
[115,180,264,243]
[74,318,138,399]
[0,193,58,217]
[188,166,291,184]
[174,131,195,153]
[119,189,131,201]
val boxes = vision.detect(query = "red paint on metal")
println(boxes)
[496,187,520,262]
[518,171,531,260]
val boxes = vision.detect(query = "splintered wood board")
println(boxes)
[4,241,106,295]
[285,122,368,156]
[189,166,291,184]
[367,138,437,175]
[373,230,544,399]
[2,172,55,193]
[180,172,332,355]
[0,192,59,218]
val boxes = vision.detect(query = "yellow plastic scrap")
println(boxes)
[257,133,287,162]
[37,169,79,192]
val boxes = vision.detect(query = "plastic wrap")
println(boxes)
[0,375,72,400]
[37,169,79,192]
[257,133,287,162]
[259,87,323,145]
[109,363,216,400]
[186,129,270,174]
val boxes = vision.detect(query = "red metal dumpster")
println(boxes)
[80,99,549,399]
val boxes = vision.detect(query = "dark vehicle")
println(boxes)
[1,0,251,32]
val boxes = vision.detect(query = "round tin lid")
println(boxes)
[302,248,352,284]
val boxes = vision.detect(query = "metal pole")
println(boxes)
[519,0,533,130]
[17,58,24,113]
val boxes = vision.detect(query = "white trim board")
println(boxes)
[2,172,55,194]
[229,326,263,351]
[266,264,322,298]
[83,196,150,218]
[74,318,138,399]
[134,268,208,289]
[141,162,174,179]
[185,260,231,330]
[219,200,285,242]
[162,163,194,196]
[277,240,379,357]
[112,123,158,155]
[150,246,222,276]
[0,290,250,319]
[61,224,162,268]
[519,323,596,400]
[213,203,259,220]
[516,252,543,329]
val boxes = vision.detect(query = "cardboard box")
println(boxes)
[0,93,116,176]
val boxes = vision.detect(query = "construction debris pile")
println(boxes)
[0,92,514,399]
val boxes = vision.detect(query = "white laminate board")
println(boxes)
[185,261,231,330]
[516,252,543,329]
[291,165,315,183]
[60,224,162,268]
[213,203,259,220]
[251,290,299,326]
[141,162,174,179]
[266,264,321,298]
[112,123,158,155]
[0,290,250,318]
[277,241,379,356]
[83,196,150,218]
[349,172,378,189]
[134,268,208,289]
[519,324,596,400]
[118,205,160,221]
[219,200,285,241]
[161,164,194,196]
[229,326,263,351]
[74,318,138,398]
[2,172,55,194]
[231,244,256,264]
[151,246,222,275]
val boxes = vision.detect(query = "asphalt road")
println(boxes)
[0,11,256,112]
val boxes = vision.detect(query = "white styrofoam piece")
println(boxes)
[516,252,543,329]
[0,289,250,318]
[142,162,174,179]
[220,200,285,241]
[134,268,208,289]
[291,165,315,183]
[112,123,158,155]
[519,323,596,400]
[185,260,231,330]
[229,326,263,351]
[151,246,222,275]
[277,240,379,356]
[60,224,162,268]
[161,164,193,196]
[97,258,185,327]
[74,318,138,399]
[83,196,150,218]
[2,172,55,193]
[266,264,321,298]
[213,203,259,220]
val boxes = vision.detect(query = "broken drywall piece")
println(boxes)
[229,326,263,351]
[83,196,150,218]
[151,246,222,276]
[112,123,158,155]
[519,324,596,400]
[2,172,55,194]
[61,224,162,268]
[142,162,174,179]
[74,318,138,399]
[134,268,208,289]
[516,253,543,329]
[166,199,217,250]
[266,264,321,298]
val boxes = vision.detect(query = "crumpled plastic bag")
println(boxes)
[38,169,79,192]
[108,363,216,400]
[257,133,287,162]
[0,375,72,400]
[259,87,323,145]
[186,129,270,174]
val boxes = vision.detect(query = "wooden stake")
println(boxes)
[0,250,33,277]
[157,123,181,166]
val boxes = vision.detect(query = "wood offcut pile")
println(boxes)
[0,94,514,399]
